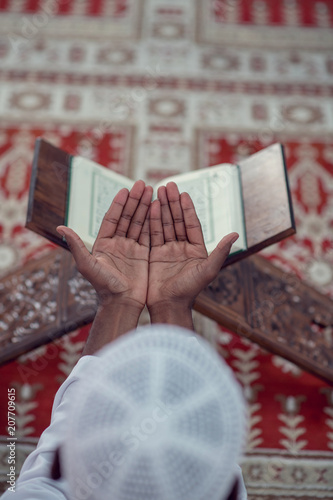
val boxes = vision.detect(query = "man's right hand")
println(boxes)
[147,182,238,329]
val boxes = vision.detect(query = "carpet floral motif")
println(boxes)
[0,1,332,498]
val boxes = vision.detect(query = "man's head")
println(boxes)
[57,325,247,500]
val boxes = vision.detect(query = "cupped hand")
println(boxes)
[147,182,238,310]
[57,180,153,311]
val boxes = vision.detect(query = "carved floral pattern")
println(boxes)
[0,254,61,346]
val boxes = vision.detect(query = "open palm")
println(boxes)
[57,181,152,310]
[147,183,238,309]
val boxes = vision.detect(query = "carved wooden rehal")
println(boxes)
[1,249,332,384]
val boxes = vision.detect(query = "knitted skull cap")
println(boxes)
[62,324,247,500]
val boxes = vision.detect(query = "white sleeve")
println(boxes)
[236,464,248,500]
[1,356,99,500]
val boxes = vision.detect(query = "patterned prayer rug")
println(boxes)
[0,1,332,498]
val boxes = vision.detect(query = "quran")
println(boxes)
[67,156,246,255]
[26,139,295,267]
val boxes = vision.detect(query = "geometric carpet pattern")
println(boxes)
[0,1,332,498]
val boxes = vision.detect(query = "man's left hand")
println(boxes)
[57,180,153,313]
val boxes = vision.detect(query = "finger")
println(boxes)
[158,185,176,242]
[150,199,164,247]
[127,185,153,241]
[180,192,205,247]
[115,180,145,237]
[96,188,129,240]
[138,207,150,248]
[56,226,96,277]
[166,182,187,242]
[205,232,239,280]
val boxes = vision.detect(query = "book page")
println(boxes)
[67,157,247,255]
[154,165,247,254]
[66,156,133,250]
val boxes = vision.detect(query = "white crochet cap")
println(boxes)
[62,325,247,500]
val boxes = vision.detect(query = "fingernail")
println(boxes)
[56,228,66,242]
[230,233,239,244]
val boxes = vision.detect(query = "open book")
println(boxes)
[26,139,295,268]
[67,156,247,255]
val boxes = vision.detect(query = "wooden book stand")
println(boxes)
[0,249,332,384]
[4,140,330,383]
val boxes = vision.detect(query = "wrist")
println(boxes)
[82,300,142,356]
[98,293,145,315]
[98,300,143,319]
[148,299,194,331]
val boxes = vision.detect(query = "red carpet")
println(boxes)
[0,1,332,498]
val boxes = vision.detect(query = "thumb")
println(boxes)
[204,232,239,281]
[56,225,94,275]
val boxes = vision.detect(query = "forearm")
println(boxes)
[148,301,194,331]
[82,301,142,356]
